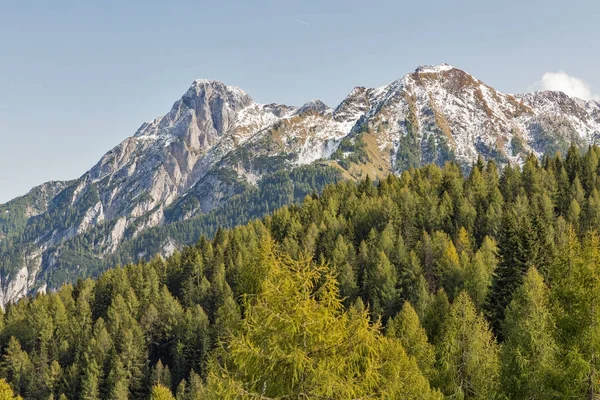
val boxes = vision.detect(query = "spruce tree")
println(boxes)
[487,194,538,334]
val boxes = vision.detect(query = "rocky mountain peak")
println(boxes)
[333,86,373,122]
[408,64,481,92]
[295,99,330,115]
[182,79,253,117]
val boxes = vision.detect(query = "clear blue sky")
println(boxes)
[1,0,599,203]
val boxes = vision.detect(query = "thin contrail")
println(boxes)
[289,17,310,26]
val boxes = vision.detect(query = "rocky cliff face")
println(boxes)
[1,64,600,306]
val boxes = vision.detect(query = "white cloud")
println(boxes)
[536,71,599,101]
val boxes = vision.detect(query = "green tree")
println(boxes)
[387,302,435,379]
[0,338,32,397]
[151,384,176,400]
[80,357,101,400]
[487,194,539,334]
[150,360,172,391]
[363,250,398,318]
[551,230,600,398]
[330,234,358,302]
[463,236,497,310]
[437,292,500,399]
[501,267,559,399]
[0,379,22,400]
[423,289,450,345]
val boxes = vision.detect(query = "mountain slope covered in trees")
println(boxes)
[2,64,600,306]
[2,146,600,398]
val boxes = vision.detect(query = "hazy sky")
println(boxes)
[1,0,599,203]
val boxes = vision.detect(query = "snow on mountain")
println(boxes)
[2,64,600,306]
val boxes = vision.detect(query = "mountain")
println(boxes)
[1,63,599,306]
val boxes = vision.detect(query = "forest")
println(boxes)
[1,145,600,399]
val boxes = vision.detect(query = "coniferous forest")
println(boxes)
[4,145,600,399]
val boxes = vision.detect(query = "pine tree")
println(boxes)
[550,230,600,398]
[437,237,463,299]
[400,251,431,318]
[105,354,129,400]
[80,357,101,400]
[567,198,581,231]
[150,360,172,391]
[175,379,186,400]
[583,188,600,233]
[565,144,582,182]
[423,289,450,345]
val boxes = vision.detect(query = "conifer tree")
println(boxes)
[567,198,581,231]
[487,194,538,334]
[80,357,101,400]
[437,237,463,299]
[151,384,176,400]
[551,230,600,398]
[150,360,172,391]
[175,380,186,400]
[437,292,500,399]
[565,144,582,182]
[0,379,22,400]
[501,267,559,399]
[463,236,497,310]
[0,337,32,397]
[583,188,600,233]
[363,250,398,318]
[400,251,431,318]
[423,289,450,345]
[387,302,435,379]
[106,356,129,400]
[330,235,358,302]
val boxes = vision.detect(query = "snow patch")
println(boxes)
[415,63,455,74]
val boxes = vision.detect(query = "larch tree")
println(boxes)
[551,230,600,398]
[437,291,500,399]
[387,301,435,380]
[0,378,22,400]
[150,384,176,400]
[501,267,559,399]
